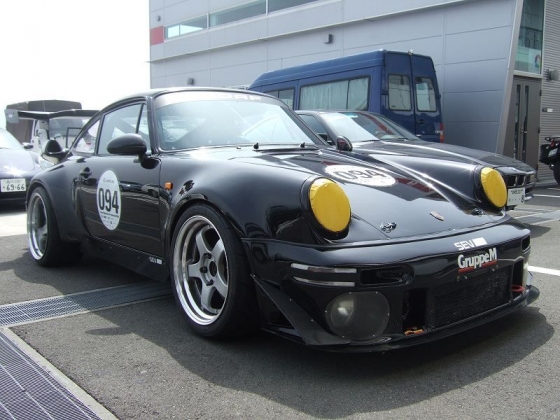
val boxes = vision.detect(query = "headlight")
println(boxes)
[480,167,506,208]
[307,177,351,235]
[38,156,54,170]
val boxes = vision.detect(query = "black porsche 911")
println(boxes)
[0,127,53,204]
[26,87,538,351]
[296,110,537,210]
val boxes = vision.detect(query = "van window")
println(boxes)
[388,74,411,111]
[265,89,295,108]
[300,77,369,110]
[415,77,437,112]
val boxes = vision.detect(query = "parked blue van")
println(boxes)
[248,50,444,143]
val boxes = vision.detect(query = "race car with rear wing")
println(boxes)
[25,87,538,351]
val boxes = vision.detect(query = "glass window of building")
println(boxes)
[166,16,207,39]
[268,0,318,13]
[515,0,544,74]
[210,1,266,27]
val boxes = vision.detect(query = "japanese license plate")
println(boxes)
[0,178,26,193]
[507,187,525,206]
[548,148,558,157]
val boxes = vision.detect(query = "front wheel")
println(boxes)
[553,163,560,185]
[27,187,82,266]
[171,204,259,338]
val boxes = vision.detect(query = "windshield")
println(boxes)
[322,112,418,141]
[155,91,321,150]
[0,129,24,149]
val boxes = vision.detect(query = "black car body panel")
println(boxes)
[296,110,537,208]
[26,88,538,351]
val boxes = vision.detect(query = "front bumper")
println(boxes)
[245,220,537,351]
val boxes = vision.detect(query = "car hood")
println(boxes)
[353,139,535,172]
[0,149,37,172]
[203,147,504,240]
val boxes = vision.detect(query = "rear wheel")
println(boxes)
[171,204,259,338]
[553,163,560,185]
[27,187,82,266]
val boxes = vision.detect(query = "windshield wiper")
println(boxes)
[253,142,318,151]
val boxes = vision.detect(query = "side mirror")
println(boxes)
[336,136,353,152]
[107,133,147,156]
[43,139,68,162]
[22,142,34,150]
[317,133,334,145]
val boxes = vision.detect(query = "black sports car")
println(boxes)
[296,110,537,210]
[0,127,53,204]
[26,88,538,351]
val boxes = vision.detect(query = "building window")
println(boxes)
[163,0,322,39]
[209,1,266,27]
[268,0,318,13]
[515,0,544,74]
[165,16,207,39]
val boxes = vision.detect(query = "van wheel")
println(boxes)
[27,187,82,266]
[171,204,259,338]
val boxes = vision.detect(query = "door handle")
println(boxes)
[417,119,425,124]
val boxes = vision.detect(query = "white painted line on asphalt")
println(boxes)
[533,194,560,198]
[529,265,560,277]
[1,328,118,420]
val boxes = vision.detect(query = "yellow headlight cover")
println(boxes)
[309,178,351,233]
[480,167,507,208]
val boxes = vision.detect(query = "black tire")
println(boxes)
[27,187,82,267]
[170,204,259,338]
[554,163,560,185]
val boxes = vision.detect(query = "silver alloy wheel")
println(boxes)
[173,215,229,325]
[27,192,48,260]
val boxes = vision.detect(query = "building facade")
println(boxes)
[149,0,560,182]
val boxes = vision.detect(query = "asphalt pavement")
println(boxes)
[1,185,559,419]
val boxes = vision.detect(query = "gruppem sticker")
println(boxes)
[324,165,396,187]
[97,170,121,231]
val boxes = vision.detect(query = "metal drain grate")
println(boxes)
[0,330,103,420]
[0,281,172,328]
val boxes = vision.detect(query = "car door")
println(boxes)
[78,102,163,257]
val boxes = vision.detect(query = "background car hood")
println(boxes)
[213,147,503,240]
[0,149,36,172]
[354,140,534,172]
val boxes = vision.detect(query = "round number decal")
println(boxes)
[325,165,396,187]
[97,170,121,230]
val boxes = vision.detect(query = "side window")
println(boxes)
[73,120,100,154]
[388,74,411,111]
[299,114,328,135]
[97,104,142,155]
[300,77,369,110]
[415,77,437,112]
[264,89,295,108]
[348,78,369,110]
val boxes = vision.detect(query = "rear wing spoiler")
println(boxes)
[4,108,98,124]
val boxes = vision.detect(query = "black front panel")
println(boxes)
[428,267,511,329]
